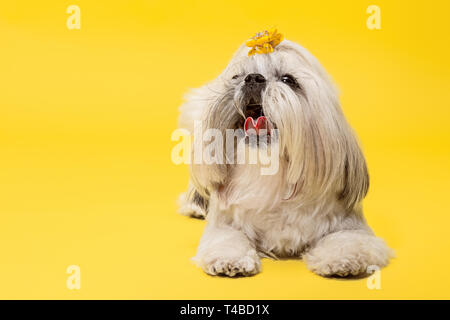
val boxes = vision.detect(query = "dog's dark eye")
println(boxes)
[280,74,298,87]
[232,74,239,80]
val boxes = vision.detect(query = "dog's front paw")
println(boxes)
[304,230,393,277]
[200,250,261,277]
[305,258,368,277]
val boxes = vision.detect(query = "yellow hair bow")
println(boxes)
[246,29,283,56]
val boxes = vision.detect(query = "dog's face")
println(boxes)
[188,39,369,210]
[206,40,335,136]
[229,47,311,136]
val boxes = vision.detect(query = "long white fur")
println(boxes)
[178,39,393,277]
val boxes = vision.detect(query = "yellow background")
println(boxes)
[1,0,449,299]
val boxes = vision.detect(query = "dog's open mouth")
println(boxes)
[244,116,272,136]
[243,103,273,136]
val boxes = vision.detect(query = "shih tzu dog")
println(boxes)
[177,30,393,277]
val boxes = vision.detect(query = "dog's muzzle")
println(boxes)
[241,73,272,136]
[242,73,266,120]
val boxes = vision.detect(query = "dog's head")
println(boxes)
[181,35,369,210]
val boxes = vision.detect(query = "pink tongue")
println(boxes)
[244,116,270,135]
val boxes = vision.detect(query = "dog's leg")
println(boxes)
[304,229,393,277]
[178,182,208,219]
[193,223,261,277]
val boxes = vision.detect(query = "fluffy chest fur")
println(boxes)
[214,161,364,258]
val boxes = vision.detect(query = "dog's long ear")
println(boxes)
[272,42,369,210]
[178,86,218,199]
[179,80,237,199]
[178,46,249,199]
[281,84,369,210]
[279,85,369,210]
[337,129,370,210]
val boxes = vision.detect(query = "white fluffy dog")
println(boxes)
[177,32,393,277]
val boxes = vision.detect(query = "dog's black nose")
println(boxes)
[242,74,266,110]
[244,73,266,84]
[243,73,266,100]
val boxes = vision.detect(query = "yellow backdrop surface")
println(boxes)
[1,0,449,299]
